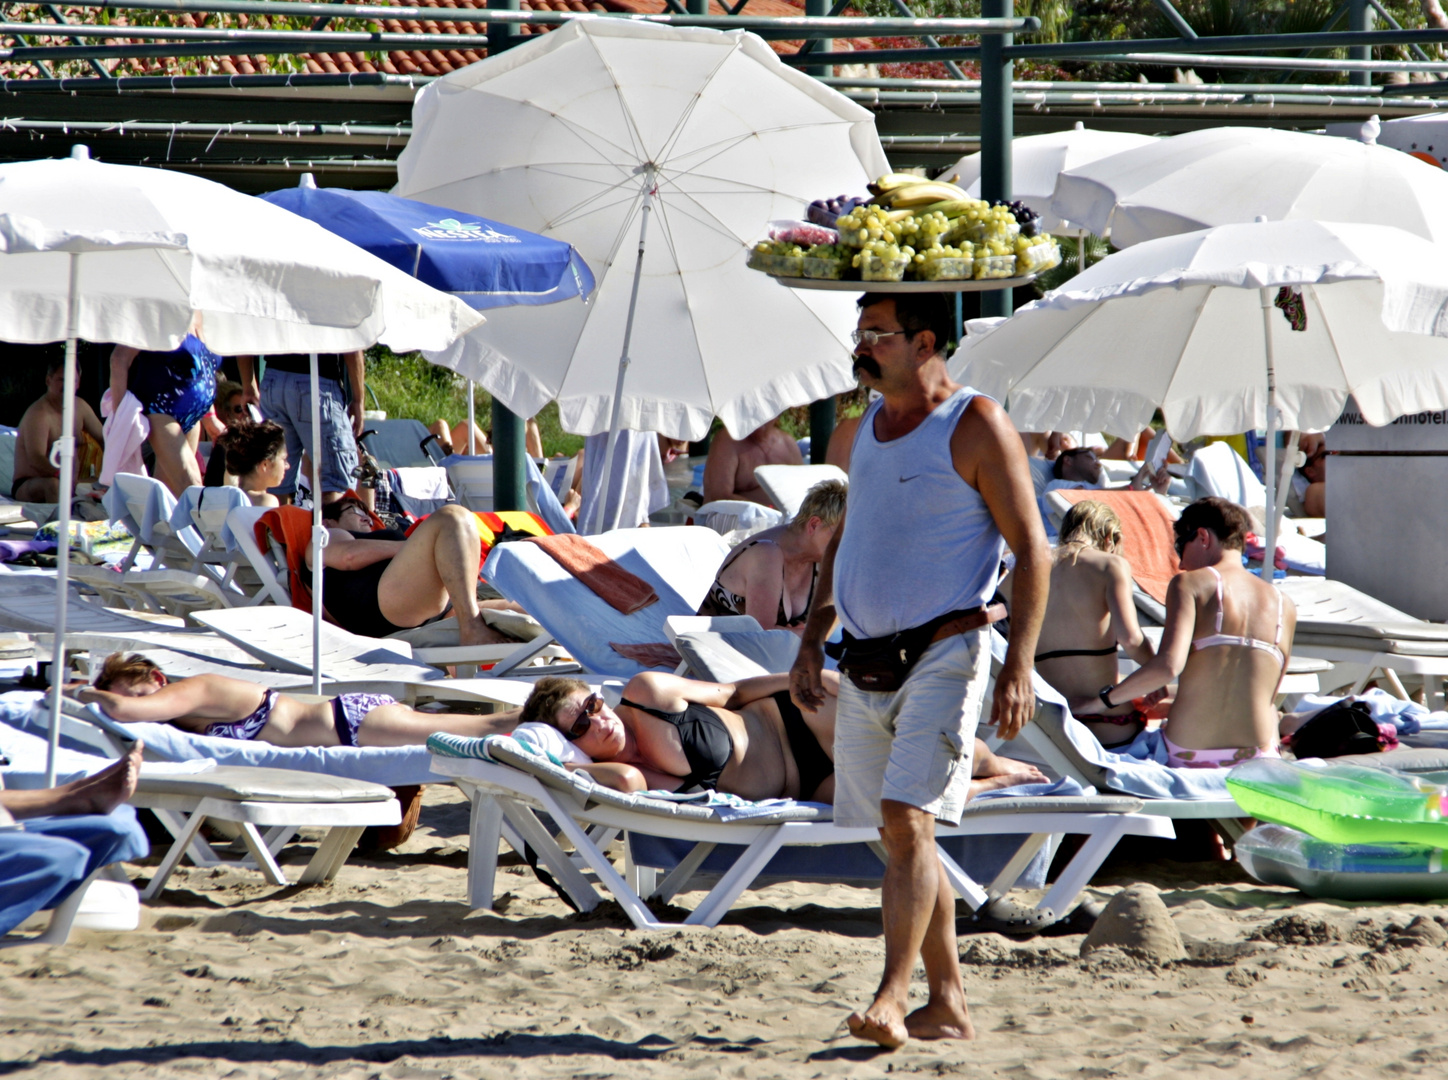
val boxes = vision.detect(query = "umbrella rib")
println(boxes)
[654,36,745,168]
[654,190,755,247]
[661,120,857,177]
[585,32,649,167]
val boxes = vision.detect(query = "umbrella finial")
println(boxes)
[1360,115,1381,146]
[70,144,90,160]
[1074,121,1085,130]
[299,172,317,189]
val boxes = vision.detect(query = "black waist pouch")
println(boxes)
[825,609,974,693]
[1289,699,1383,759]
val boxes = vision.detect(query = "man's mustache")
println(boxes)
[853,354,881,380]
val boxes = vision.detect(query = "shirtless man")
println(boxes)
[1002,501,1156,748]
[703,415,803,505]
[12,358,104,502]
[1049,446,1169,494]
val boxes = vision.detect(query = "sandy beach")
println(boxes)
[4,784,1447,1078]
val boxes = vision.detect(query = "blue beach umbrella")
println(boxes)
[260,178,594,310]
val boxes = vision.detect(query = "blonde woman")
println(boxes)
[1002,500,1156,748]
[697,479,846,634]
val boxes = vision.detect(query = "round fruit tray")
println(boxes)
[773,275,1036,293]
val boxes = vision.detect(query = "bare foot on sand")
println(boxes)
[905,1000,975,1041]
[847,996,909,1050]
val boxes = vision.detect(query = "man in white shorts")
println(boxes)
[790,292,1049,1050]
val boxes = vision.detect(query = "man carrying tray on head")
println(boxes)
[789,291,1049,1050]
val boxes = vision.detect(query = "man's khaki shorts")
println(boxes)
[831,631,991,830]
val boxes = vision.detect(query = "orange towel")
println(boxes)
[1058,489,1180,603]
[610,641,683,669]
[255,505,326,617]
[526,533,659,614]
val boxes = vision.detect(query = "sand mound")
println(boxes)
[1079,883,1186,964]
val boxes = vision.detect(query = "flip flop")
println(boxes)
[962,896,1060,936]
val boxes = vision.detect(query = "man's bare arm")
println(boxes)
[344,351,366,438]
[108,346,137,406]
[236,356,260,406]
[78,399,105,445]
[959,397,1050,739]
[790,516,843,712]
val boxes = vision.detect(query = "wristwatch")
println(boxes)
[1098,684,1115,710]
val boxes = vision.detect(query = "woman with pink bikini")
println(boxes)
[1073,497,1297,768]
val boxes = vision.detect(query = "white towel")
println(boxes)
[99,390,150,486]
[577,430,669,534]
[391,466,450,501]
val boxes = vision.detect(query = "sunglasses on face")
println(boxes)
[564,693,603,741]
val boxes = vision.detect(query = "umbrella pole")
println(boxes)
[468,380,476,456]
[310,352,327,696]
[44,252,80,787]
[1259,287,1278,583]
[1078,228,1087,277]
[590,178,656,535]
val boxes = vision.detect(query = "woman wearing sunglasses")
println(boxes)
[76,653,520,749]
[519,673,1043,802]
[1071,497,1297,769]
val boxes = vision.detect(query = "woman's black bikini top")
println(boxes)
[619,697,733,792]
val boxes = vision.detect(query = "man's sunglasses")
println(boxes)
[565,693,603,741]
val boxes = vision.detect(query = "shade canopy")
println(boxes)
[0,155,484,355]
[952,218,1448,440]
[396,19,889,440]
[945,124,1155,234]
[1050,127,1448,250]
[260,184,594,311]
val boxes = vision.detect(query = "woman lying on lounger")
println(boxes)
[1002,500,1157,749]
[304,496,514,647]
[76,653,519,748]
[521,672,1043,802]
[1071,497,1297,768]
[696,479,846,634]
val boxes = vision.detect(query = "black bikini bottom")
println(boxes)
[1034,645,1117,662]
[773,690,834,800]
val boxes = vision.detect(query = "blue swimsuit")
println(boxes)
[127,333,222,434]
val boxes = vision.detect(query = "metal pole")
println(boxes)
[804,0,830,77]
[590,177,656,535]
[979,0,1013,320]
[309,352,326,695]
[467,380,476,456]
[487,0,526,510]
[1259,287,1278,583]
[45,250,80,787]
[487,0,519,55]
[1349,0,1372,87]
[809,399,836,465]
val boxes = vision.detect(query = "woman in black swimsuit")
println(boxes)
[521,674,1046,804]
[697,479,846,633]
[1001,500,1157,748]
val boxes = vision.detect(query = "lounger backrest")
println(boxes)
[225,505,291,607]
[752,464,848,520]
[483,526,730,676]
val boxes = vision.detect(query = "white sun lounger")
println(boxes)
[190,605,561,710]
[752,464,848,520]
[428,734,1170,930]
[5,703,400,901]
[483,526,731,678]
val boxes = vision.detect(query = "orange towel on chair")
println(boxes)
[255,505,324,615]
[1057,489,1180,603]
[526,533,658,614]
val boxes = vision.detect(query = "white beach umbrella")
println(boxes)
[945,123,1156,234]
[0,149,485,783]
[951,218,1448,572]
[1049,126,1448,250]
[395,19,889,528]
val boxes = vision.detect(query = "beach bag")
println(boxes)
[1290,700,1383,759]
[825,605,1004,693]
